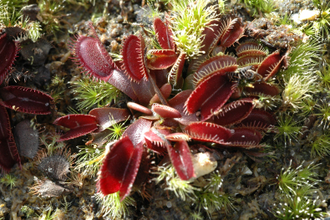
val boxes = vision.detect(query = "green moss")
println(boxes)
[168,0,218,58]
[309,132,330,157]
[277,161,320,196]
[71,77,122,113]
[20,205,35,218]
[96,192,135,218]
[154,164,197,201]
[308,0,330,40]
[274,113,302,145]
[0,0,28,27]
[39,133,66,156]
[274,194,325,220]
[315,99,330,129]
[75,144,106,177]
[194,172,234,216]
[281,74,317,110]
[317,63,330,89]
[0,174,17,189]
[241,0,276,16]
[281,40,321,80]
[106,119,127,140]
[28,21,42,43]
[274,161,325,219]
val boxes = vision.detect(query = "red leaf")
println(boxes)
[127,102,152,115]
[185,72,236,121]
[152,103,181,118]
[219,17,244,48]
[71,35,118,82]
[167,141,195,180]
[168,90,198,125]
[0,33,19,84]
[122,118,152,146]
[144,128,168,154]
[154,17,175,50]
[193,55,237,86]
[89,107,130,132]
[0,105,20,171]
[237,55,264,68]
[221,128,263,149]
[239,109,276,130]
[0,86,53,114]
[165,133,191,142]
[185,122,233,144]
[53,114,98,141]
[99,136,144,200]
[200,20,223,54]
[150,83,172,104]
[107,69,139,102]
[236,41,267,58]
[121,35,147,82]
[146,49,177,70]
[257,50,284,81]
[244,82,280,97]
[211,98,255,126]
[168,52,186,88]
[129,78,156,106]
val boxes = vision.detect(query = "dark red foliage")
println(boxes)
[185,72,236,121]
[167,140,195,180]
[0,30,53,172]
[0,86,53,114]
[121,35,148,82]
[0,105,21,172]
[55,14,284,200]
[0,33,19,85]
[72,35,118,81]
[146,49,178,70]
[99,136,144,200]
[53,114,98,141]
[211,98,255,126]
[154,17,175,50]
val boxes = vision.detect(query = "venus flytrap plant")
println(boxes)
[54,4,282,207]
